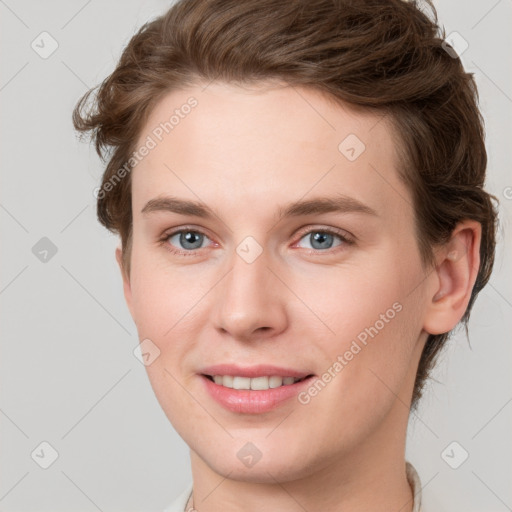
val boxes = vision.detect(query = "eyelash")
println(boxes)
[158,225,354,257]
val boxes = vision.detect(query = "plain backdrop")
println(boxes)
[1,1,511,511]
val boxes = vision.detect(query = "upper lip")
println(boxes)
[200,364,314,379]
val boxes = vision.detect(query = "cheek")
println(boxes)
[127,257,206,429]
[130,273,173,336]
[128,249,212,374]
[290,254,413,343]
[293,253,423,406]
[128,241,196,334]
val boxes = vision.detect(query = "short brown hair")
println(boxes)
[73,0,498,409]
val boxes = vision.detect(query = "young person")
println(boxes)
[73,0,498,510]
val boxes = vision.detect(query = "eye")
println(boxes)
[159,226,353,257]
[295,228,351,251]
[163,229,212,254]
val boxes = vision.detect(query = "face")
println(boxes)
[119,81,432,483]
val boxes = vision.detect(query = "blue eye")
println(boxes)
[296,230,348,251]
[167,230,210,251]
[160,227,352,257]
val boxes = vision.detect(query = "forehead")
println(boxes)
[131,81,410,221]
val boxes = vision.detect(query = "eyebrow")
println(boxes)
[141,194,377,219]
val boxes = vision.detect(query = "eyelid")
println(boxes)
[160,225,212,240]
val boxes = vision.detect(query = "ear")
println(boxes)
[115,246,134,319]
[423,220,482,335]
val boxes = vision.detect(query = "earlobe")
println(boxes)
[423,221,482,335]
[115,246,134,318]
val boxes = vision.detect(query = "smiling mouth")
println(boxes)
[202,374,315,390]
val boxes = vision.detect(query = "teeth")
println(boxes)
[211,375,303,390]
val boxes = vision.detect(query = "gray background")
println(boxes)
[0,1,510,511]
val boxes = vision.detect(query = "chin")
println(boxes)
[192,438,325,484]
[207,457,310,484]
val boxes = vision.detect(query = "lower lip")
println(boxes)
[200,375,315,414]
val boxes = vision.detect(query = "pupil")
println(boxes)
[311,232,333,249]
[181,231,203,249]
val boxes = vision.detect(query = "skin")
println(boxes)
[116,81,480,511]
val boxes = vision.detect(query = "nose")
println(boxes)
[211,244,288,342]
